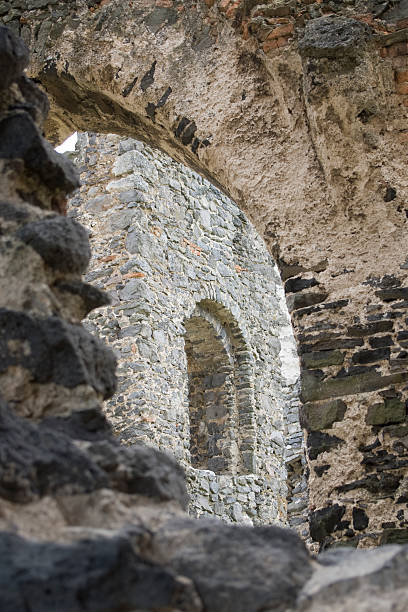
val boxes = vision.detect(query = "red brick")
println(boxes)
[277,36,289,48]
[225,3,240,18]
[266,23,294,40]
[123,272,146,279]
[265,17,290,25]
[396,82,408,94]
[242,18,250,40]
[218,0,230,11]
[396,17,408,29]
[395,69,408,83]
[354,13,376,27]
[218,0,240,18]
[388,42,408,57]
[262,38,279,52]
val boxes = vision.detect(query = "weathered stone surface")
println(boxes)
[16,216,91,274]
[40,407,113,442]
[73,132,299,528]
[152,518,312,612]
[285,277,319,294]
[16,75,50,125]
[380,529,408,545]
[0,23,319,612]
[300,399,346,431]
[294,300,349,319]
[1,0,408,582]
[53,280,110,317]
[298,17,371,58]
[366,397,406,425]
[0,394,189,510]
[352,507,369,531]
[299,337,363,354]
[0,531,199,612]
[87,442,189,510]
[0,112,79,194]
[298,545,408,611]
[301,369,408,402]
[0,201,33,226]
[348,320,394,337]
[287,292,329,312]
[376,287,408,302]
[369,334,393,348]
[0,25,28,90]
[352,347,390,364]
[302,351,344,369]
[307,431,343,460]
[336,472,402,496]
[309,505,346,546]
[0,309,116,399]
[0,399,107,502]
[1,0,405,551]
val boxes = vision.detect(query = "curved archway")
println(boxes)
[69,130,297,525]
[184,300,255,475]
[12,0,407,542]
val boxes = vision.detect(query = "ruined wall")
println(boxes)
[3,0,408,550]
[69,131,304,528]
[0,24,197,610]
[6,24,408,612]
[0,29,316,612]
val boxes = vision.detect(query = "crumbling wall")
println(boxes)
[3,0,408,550]
[70,131,303,528]
[4,23,408,612]
[0,25,314,612]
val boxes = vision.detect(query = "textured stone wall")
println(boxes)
[69,131,303,528]
[0,25,200,612]
[4,0,408,550]
[0,26,316,612]
[6,25,408,612]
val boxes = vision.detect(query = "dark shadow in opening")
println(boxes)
[184,300,255,475]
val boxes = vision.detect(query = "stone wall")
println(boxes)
[0,30,318,612]
[4,0,408,550]
[69,131,303,527]
[6,25,408,612]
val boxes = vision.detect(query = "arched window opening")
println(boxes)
[184,301,255,475]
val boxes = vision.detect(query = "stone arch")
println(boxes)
[71,131,296,525]
[184,299,255,475]
[10,1,408,545]
[4,17,408,604]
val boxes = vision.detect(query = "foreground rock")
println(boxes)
[298,546,408,611]
[151,518,312,612]
[0,531,201,612]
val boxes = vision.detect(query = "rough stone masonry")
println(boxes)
[3,21,408,612]
[3,0,408,548]
[69,130,306,532]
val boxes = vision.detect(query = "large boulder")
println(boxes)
[150,517,313,612]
